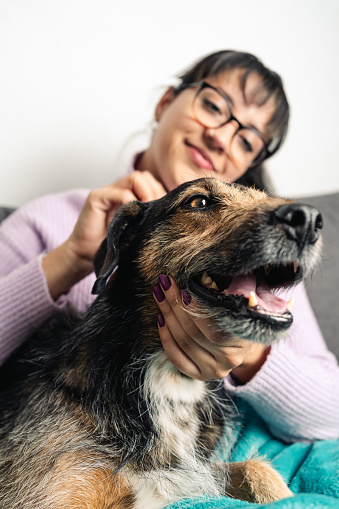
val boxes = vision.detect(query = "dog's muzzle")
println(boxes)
[273,203,323,247]
[188,202,323,330]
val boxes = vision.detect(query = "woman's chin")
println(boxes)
[168,168,212,191]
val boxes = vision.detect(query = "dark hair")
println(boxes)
[174,50,289,193]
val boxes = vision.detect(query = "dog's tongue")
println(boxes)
[225,274,288,313]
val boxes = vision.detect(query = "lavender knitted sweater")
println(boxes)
[1,189,339,443]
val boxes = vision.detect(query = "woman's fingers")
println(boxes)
[114,171,167,203]
[68,171,167,263]
[156,275,223,349]
[153,276,233,380]
[153,275,268,381]
[156,276,209,350]
[156,314,203,379]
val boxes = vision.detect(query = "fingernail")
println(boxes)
[157,314,165,328]
[153,286,165,303]
[181,290,192,306]
[159,274,171,291]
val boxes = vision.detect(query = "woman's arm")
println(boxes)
[0,190,92,364]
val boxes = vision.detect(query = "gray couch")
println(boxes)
[295,192,338,359]
[0,193,338,360]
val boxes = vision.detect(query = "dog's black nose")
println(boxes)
[273,203,323,245]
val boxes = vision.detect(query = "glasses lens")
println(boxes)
[192,86,231,129]
[230,128,266,169]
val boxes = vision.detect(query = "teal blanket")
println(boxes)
[166,402,339,508]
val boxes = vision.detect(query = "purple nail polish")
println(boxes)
[159,274,171,292]
[157,314,165,328]
[181,290,192,306]
[153,286,165,303]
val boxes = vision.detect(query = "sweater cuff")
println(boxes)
[223,340,289,407]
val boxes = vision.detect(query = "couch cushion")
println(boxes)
[0,207,15,223]
[298,192,339,360]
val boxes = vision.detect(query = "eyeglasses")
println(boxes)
[178,81,269,170]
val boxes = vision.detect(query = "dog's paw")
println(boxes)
[226,459,293,503]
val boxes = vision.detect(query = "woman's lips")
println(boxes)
[186,142,215,171]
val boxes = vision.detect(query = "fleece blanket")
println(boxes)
[166,401,339,508]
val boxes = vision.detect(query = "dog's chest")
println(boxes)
[144,351,208,456]
[128,352,223,507]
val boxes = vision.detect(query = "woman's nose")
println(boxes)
[204,121,238,152]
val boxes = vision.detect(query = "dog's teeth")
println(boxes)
[293,261,298,273]
[201,271,208,284]
[210,281,219,290]
[286,298,294,311]
[201,272,213,286]
[248,291,258,307]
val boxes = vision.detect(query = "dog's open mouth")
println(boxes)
[188,261,301,326]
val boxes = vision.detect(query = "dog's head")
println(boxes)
[92,178,322,345]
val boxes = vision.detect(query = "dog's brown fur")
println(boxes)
[0,178,322,508]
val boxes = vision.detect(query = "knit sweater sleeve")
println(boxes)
[0,190,96,364]
[223,283,339,442]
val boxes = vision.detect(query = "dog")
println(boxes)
[0,178,323,508]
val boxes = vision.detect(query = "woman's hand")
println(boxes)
[43,171,166,300]
[67,171,166,267]
[153,275,269,382]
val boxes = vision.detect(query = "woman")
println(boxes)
[1,50,338,442]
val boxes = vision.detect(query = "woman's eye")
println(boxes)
[239,137,253,153]
[202,97,222,116]
[188,196,210,209]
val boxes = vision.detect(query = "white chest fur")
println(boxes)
[133,350,223,506]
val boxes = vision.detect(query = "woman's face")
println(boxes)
[138,69,277,192]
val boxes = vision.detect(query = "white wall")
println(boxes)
[1,0,339,207]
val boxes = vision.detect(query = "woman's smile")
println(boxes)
[185,140,216,172]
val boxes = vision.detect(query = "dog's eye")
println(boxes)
[185,195,211,209]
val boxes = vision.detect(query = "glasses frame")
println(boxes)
[176,81,270,168]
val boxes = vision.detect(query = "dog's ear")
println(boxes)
[92,201,150,295]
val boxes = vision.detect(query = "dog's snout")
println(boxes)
[273,203,323,246]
